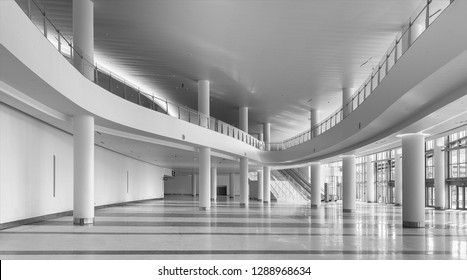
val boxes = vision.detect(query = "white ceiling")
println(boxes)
[25,0,433,141]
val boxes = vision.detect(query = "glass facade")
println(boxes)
[447,130,467,210]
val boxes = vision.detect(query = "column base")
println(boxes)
[310,204,319,209]
[73,218,94,225]
[343,209,354,213]
[395,203,402,206]
[240,203,248,208]
[434,206,445,210]
[403,221,425,228]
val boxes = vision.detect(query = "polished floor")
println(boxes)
[0,196,466,259]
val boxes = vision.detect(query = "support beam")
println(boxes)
[366,155,375,203]
[199,147,211,210]
[257,170,263,201]
[434,138,446,210]
[310,163,322,208]
[395,149,403,206]
[211,167,217,202]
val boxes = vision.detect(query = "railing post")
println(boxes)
[385,54,389,75]
[123,82,127,99]
[370,73,374,91]
[425,0,431,29]
[27,0,31,19]
[377,66,381,84]
[69,43,73,60]
[57,31,61,53]
[178,105,181,119]
[137,90,141,105]
[43,10,47,38]
[94,66,98,84]
[109,73,112,91]
[394,40,399,64]
[165,99,168,113]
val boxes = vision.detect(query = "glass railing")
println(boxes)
[268,0,454,151]
[15,0,265,150]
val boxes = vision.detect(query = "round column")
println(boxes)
[395,149,403,206]
[198,80,210,128]
[72,0,94,80]
[257,170,264,201]
[199,147,211,210]
[240,158,249,207]
[263,166,271,203]
[310,109,318,137]
[239,107,248,132]
[264,122,271,151]
[401,133,425,228]
[73,115,94,225]
[191,173,197,197]
[434,138,446,210]
[310,163,322,208]
[366,155,375,203]
[342,88,353,118]
[343,155,356,212]
[229,173,235,198]
[211,167,217,201]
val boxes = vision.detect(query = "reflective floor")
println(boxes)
[0,196,466,259]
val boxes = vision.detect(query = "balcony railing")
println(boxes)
[268,0,454,151]
[15,0,264,150]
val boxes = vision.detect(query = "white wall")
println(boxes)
[0,104,167,224]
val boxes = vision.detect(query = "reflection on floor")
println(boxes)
[0,195,466,259]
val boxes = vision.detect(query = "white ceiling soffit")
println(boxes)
[28,0,428,141]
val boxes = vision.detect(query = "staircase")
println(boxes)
[280,169,325,201]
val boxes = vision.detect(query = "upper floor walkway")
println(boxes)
[2,0,467,166]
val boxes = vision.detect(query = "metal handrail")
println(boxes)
[17,0,265,150]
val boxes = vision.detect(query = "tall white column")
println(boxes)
[257,170,264,201]
[434,138,446,210]
[239,107,248,132]
[211,167,217,201]
[198,80,210,128]
[73,115,94,225]
[198,80,211,210]
[199,147,211,210]
[342,88,353,118]
[229,173,235,198]
[264,122,271,151]
[395,149,403,206]
[310,109,318,137]
[343,155,356,212]
[191,173,197,196]
[366,156,375,203]
[73,0,94,80]
[310,163,322,208]
[263,122,271,203]
[401,133,425,228]
[263,166,271,203]
[240,158,249,207]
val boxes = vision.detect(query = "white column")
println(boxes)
[263,166,271,203]
[343,155,356,212]
[198,80,210,128]
[310,109,318,137]
[264,122,271,151]
[395,149,403,206]
[198,80,211,210]
[191,173,197,196]
[434,138,446,210]
[211,167,217,202]
[342,88,353,118]
[401,133,425,228]
[310,163,322,208]
[72,0,94,80]
[240,158,249,207]
[239,107,248,132]
[366,156,375,203]
[73,115,94,225]
[229,173,235,198]
[257,170,264,201]
[199,147,211,210]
